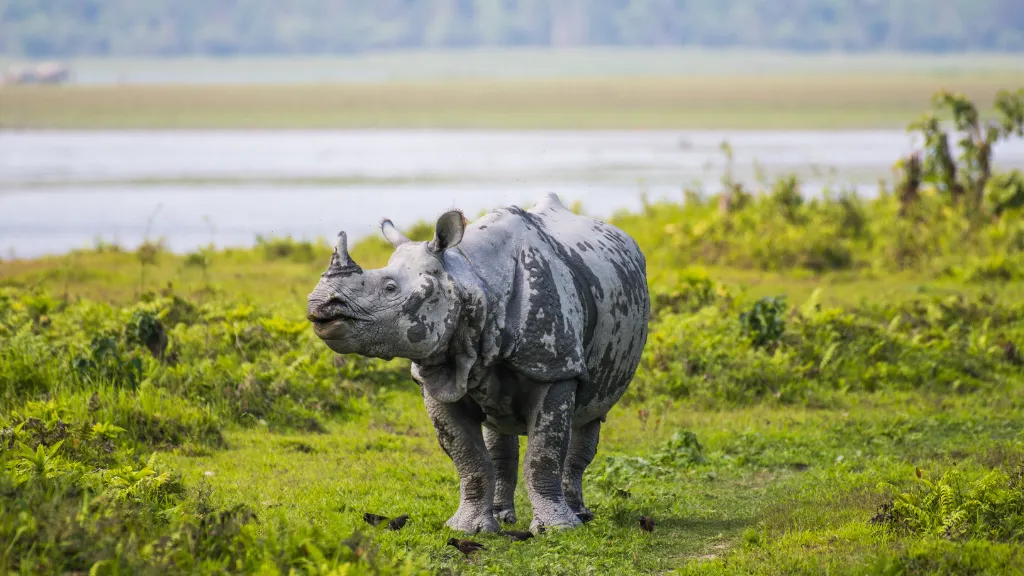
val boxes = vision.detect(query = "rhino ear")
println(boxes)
[428,210,466,253]
[380,218,410,247]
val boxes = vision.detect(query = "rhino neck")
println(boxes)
[411,269,493,403]
[445,241,510,353]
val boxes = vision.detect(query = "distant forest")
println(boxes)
[3,0,1024,57]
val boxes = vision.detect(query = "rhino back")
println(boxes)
[452,196,649,416]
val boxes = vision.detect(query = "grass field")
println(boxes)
[2,73,1022,130]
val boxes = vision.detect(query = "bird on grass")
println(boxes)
[639,515,655,533]
[386,514,409,531]
[498,530,534,542]
[363,513,389,527]
[447,538,487,558]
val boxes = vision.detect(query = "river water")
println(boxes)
[3,129,1024,258]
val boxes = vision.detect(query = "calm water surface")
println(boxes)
[3,129,1023,258]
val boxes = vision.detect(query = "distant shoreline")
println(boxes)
[3,48,1024,85]
[2,72,1021,130]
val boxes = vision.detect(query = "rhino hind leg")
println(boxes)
[524,380,583,533]
[484,427,519,524]
[423,392,500,534]
[563,419,600,523]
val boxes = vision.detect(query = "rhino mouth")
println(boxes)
[308,311,364,336]
[311,313,355,324]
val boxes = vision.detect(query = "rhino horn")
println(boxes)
[325,231,362,275]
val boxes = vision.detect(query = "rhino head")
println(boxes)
[306,211,468,365]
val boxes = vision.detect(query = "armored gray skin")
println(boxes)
[307,193,649,534]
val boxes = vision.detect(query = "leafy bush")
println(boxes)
[255,235,323,263]
[739,296,787,348]
[633,289,1024,406]
[874,466,1024,542]
[649,270,727,317]
[0,288,401,437]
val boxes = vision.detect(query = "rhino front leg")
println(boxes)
[423,393,500,534]
[524,380,582,533]
[563,419,600,523]
[484,427,519,524]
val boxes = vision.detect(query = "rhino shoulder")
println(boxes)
[499,238,590,384]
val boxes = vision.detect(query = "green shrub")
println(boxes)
[739,296,788,348]
[0,289,392,435]
[874,466,1024,542]
[649,270,725,317]
[632,290,1024,406]
[255,235,322,262]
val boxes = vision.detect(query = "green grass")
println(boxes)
[156,389,1024,575]
[2,73,1022,130]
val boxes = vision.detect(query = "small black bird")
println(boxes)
[363,513,389,527]
[575,511,595,523]
[498,530,534,541]
[447,538,487,557]
[386,514,409,530]
[639,515,655,533]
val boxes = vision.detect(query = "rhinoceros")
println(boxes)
[306,193,649,533]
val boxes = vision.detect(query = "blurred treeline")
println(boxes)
[2,0,1023,58]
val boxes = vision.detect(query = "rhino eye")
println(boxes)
[384,281,398,294]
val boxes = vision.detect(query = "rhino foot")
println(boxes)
[446,507,500,534]
[493,505,518,525]
[530,501,582,534]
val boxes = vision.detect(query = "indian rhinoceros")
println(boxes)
[306,193,649,534]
